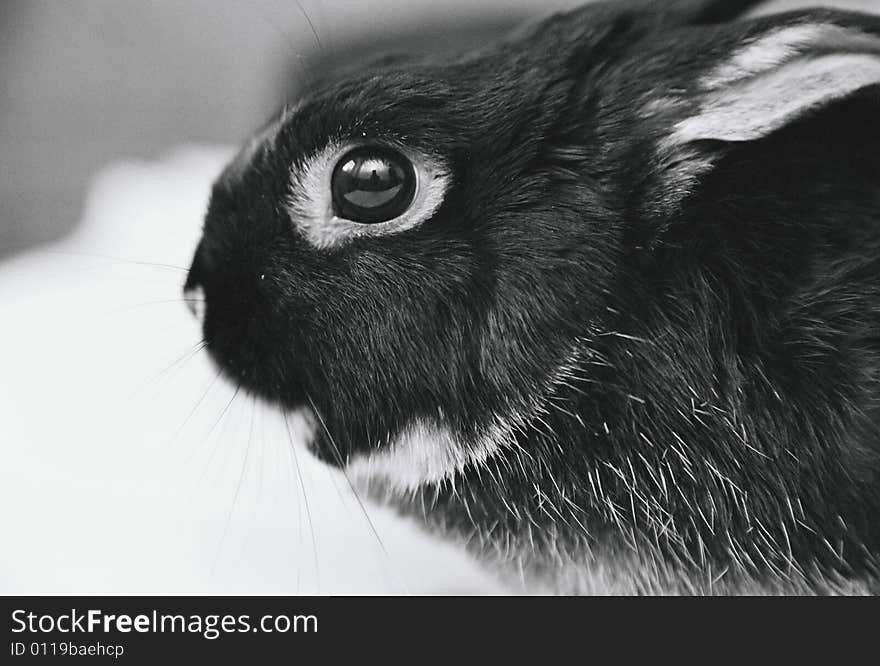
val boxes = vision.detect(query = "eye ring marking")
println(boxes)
[287,140,450,250]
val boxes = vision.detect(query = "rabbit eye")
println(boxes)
[330,146,417,224]
[288,139,449,249]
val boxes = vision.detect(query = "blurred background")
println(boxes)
[1,0,877,595]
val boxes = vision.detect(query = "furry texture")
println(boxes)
[185,0,880,594]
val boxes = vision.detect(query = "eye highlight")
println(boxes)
[331,146,417,224]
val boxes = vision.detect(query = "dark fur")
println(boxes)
[186,0,880,593]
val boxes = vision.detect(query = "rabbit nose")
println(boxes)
[184,239,209,324]
[184,284,206,324]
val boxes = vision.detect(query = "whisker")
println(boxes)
[226,0,316,85]
[203,385,242,454]
[211,395,258,572]
[138,317,207,341]
[279,414,305,595]
[128,340,207,400]
[293,0,323,51]
[306,395,408,594]
[176,369,223,441]
[102,297,203,317]
[240,397,268,550]
[63,266,188,290]
[185,384,243,511]
[152,341,210,394]
[256,401,266,506]
[283,410,320,594]
[35,249,190,272]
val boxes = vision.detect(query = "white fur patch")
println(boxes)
[345,420,501,493]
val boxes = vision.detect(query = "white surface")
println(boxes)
[0,147,503,595]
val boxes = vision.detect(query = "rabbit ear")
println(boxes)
[667,23,880,145]
[647,14,880,212]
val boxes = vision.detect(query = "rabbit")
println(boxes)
[183,0,880,594]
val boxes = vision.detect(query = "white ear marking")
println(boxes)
[670,52,880,144]
[650,22,880,210]
[704,24,880,89]
[669,24,880,148]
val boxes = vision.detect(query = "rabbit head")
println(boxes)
[185,0,880,593]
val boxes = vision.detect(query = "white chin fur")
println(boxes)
[341,346,588,493]
[345,420,500,493]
